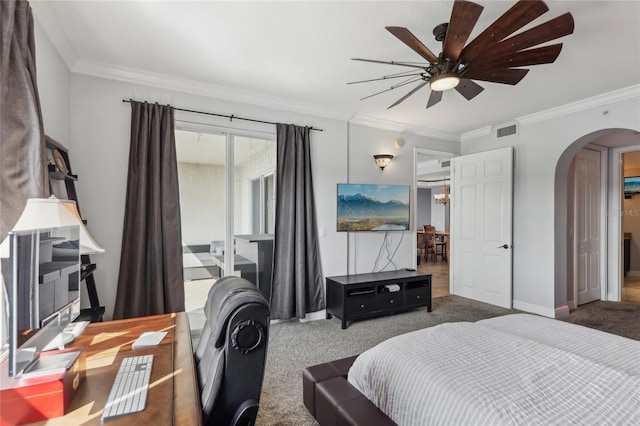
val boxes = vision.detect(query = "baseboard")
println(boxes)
[300,310,326,322]
[627,270,640,277]
[513,300,557,318]
[567,299,577,310]
[554,305,570,318]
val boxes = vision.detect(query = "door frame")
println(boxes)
[608,144,640,302]
[174,120,275,276]
[413,147,457,292]
[569,144,607,308]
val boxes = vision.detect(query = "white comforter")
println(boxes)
[347,314,640,425]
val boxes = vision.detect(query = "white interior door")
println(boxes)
[452,147,513,308]
[574,148,602,305]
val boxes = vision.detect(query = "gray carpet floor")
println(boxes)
[190,296,640,426]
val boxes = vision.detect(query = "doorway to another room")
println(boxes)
[622,150,640,304]
[415,149,455,298]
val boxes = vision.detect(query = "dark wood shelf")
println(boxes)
[81,263,97,281]
[48,164,78,181]
[326,270,432,329]
[46,134,103,323]
[77,306,105,323]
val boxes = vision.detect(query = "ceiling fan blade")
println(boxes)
[426,90,443,109]
[388,81,430,109]
[455,79,484,100]
[386,27,439,63]
[489,13,575,59]
[443,0,484,62]
[472,44,563,69]
[352,58,427,69]
[462,68,529,85]
[361,77,424,101]
[347,71,424,85]
[461,0,549,63]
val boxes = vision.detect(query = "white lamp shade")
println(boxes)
[0,197,104,257]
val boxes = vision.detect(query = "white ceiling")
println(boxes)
[33,1,640,137]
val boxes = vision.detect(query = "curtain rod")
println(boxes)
[122,99,323,132]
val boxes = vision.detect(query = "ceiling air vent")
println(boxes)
[496,123,518,138]
[441,160,451,168]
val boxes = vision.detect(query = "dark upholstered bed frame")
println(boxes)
[303,355,396,426]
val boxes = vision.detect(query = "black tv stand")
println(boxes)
[325,270,432,329]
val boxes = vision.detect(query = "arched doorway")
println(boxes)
[554,128,640,312]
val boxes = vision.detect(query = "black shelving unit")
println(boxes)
[46,135,105,322]
[326,270,432,329]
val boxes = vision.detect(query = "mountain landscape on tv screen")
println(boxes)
[337,193,409,231]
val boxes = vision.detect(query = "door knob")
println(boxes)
[498,244,510,249]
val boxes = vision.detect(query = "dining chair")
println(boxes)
[423,225,446,262]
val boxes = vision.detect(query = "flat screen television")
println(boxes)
[624,176,640,193]
[337,183,410,232]
[7,225,81,377]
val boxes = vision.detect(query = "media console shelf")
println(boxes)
[326,270,432,329]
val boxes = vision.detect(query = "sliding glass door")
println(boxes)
[175,128,275,310]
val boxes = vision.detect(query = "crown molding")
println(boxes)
[460,85,640,142]
[73,57,462,141]
[71,59,353,122]
[517,85,640,126]
[31,1,78,69]
[460,126,492,142]
[348,114,460,142]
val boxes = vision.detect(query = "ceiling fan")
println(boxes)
[349,0,574,109]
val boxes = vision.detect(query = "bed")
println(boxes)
[303,314,640,426]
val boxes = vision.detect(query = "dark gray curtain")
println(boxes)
[114,102,184,319]
[271,124,325,319]
[0,0,48,239]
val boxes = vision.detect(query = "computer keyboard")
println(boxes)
[102,355,154,420]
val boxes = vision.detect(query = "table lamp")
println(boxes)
[0,196,104,258]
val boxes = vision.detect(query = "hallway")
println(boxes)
[417,257,449,299]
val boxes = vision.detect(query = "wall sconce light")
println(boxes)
[373,154,394,171]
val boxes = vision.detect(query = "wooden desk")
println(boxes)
[31,313,202,425]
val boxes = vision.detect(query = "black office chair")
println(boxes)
[194,276,270,426]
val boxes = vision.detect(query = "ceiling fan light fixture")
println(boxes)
[429,73,460,91]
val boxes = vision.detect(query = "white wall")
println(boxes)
[345,124,457,274]
[461,93,640,317]
[416,188,431,228]
[177,162,225,246]
[34,19,70,146]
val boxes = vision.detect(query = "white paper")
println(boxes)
[132,331,167,349]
